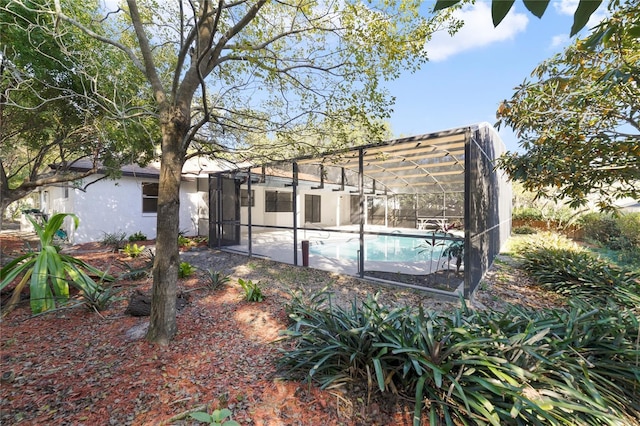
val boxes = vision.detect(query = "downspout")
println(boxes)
[292,162,298,266]
[358,148,365,277]
[247,168,252,257]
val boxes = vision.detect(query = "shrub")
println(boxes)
[512,207,543,221]
[205,269,231,290]
[123,243,144,258]
[101,231,127,251]
[238,278,263,302]
[278,292,640,425]
[518,233,640,308]
[617,212,640,247]
[178,261,197,278]
[578,212,621,246]
[1,213,115,314]
[512,225,536,234]
[128,231,147,242]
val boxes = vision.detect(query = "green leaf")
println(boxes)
[189,411,213,422]
[523,0,550,18]
[413,375,427,426]
[30,250,51,313]
[492,0,515,27]
[213,408,233,420]
[372,358,386,392]
[433,0,462,12]
[1,254,36,290]
[570,0,603,36]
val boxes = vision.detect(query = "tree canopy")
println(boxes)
[0,0,157,216]
[496,1,639,209]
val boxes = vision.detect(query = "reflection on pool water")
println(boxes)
[309,234,456,263]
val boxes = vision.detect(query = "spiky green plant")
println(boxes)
[238,278,263,302]
[205,269,231,290]
[1,213,114,314]
[278,292,640,426]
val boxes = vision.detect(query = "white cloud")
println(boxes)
[426,2,528,62]
[554,0,579,16]
[554,0,609,33]
[550,34,570,49]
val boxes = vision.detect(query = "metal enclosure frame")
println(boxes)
[208,122,511,298]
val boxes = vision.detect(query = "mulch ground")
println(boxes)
[0,232,563,425]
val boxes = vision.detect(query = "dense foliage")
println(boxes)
[520,232,640,308]
[496,2,640,209]
[278,291,639,425]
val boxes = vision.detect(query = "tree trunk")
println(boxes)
[146,109,187,344]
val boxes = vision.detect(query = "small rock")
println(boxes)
[125,322,149,341]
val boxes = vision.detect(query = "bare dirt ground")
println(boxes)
[0,231,563,425]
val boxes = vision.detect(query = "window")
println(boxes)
[240,189,255,207]
[305,194,321,223]
[142,182,159,213]
[265,191,293,212]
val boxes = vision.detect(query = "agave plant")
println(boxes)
[1,213,114,315]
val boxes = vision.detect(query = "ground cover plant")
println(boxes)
[278,292,640,425]
[519,232,640,309]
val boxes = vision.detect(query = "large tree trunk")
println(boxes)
[146,109,187,344]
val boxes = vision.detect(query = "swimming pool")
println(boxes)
[309,234,458,263]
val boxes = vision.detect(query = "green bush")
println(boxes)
[617,212,640,247]
[178,261,197,278]
[578,212,621,246]
[238,278,263,302]
[128,231,147,242]
[512,225,537,234]
[518,233,640,308]
[512,207,543,221]
[278,292,640,425]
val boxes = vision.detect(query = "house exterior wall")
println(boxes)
[239,186,345,228]
[41,175,202,244]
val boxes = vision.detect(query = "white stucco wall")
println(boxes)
[47,175,202,243]
[239,186,346,228]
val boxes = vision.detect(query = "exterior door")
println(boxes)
[209,175,240,246]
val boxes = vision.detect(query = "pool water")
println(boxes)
[310,234,455,263]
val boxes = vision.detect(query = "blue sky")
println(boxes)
[386,0,608,152]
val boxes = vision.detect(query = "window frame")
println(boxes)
[305,194,321,223]
[142,182,159,214]
[240,189,255,207]
[265,190,293,213]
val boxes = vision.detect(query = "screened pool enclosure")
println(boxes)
[207,122,512,298]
